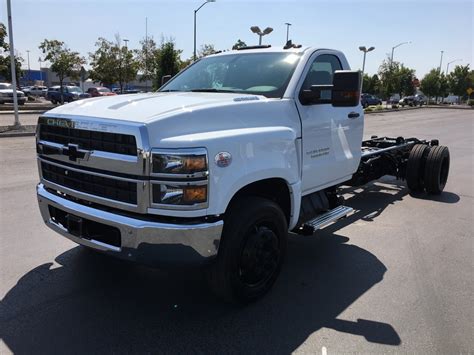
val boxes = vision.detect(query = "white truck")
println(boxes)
[36,45,450,303]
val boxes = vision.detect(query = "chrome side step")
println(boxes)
[299,205,353,235]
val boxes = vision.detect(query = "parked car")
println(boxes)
[0,82,27,105]
[388,94,400,104]
[360,93,382,108]
[442,95,460,104]
[46,85,90,104]
[23,85,48,97]
[86,87,117,97]
[399,94,426,107]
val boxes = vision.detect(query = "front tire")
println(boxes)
[207,196,288,303]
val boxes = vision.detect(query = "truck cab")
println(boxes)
[36,46,449,303]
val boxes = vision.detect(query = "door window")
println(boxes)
[301,54,342,90]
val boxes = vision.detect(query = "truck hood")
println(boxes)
[45,92,267,123]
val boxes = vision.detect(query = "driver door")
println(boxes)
[296,52,363,194]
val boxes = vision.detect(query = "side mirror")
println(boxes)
[299,84,333,105]
[161,75,172,86]
[332,70,360,107]
[299,70,361,106]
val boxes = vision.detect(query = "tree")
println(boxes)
[398,65,416,97]
[378,57,415,98]
[0,22,7,50]
[39,39,85,103]
[89,35,138,93]
[198,44,217,58]
[447,64,473,100]
[362,74,381,95]
[135,37,159,84]
[157,40,182,87]
[0,22,23,85]
[421,69,450,102]
[232,39,247,50]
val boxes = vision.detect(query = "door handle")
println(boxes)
[348,112,360,119]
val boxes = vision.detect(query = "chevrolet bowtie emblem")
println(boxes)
[62,143,91,162]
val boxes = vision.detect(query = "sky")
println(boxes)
[1,0,472,78]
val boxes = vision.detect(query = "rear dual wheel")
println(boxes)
[424,145,450,194]
[406,144,450,194]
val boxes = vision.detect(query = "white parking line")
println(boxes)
[322,346,327,355]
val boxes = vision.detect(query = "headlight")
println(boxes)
[150,148,209,209]
[151,148,207,175]
[152,183,207,206]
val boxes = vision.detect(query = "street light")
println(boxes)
[359,46,375,92]
[446,59,462,74]
[26,49,30,84]
[38,57,43,81]
[193,0,216,61]
[390,41,410,67]
[250,26,273,45]
[438,50,444,73]
[284,22,292,42]
[123,39,129,91]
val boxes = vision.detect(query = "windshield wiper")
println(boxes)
[190,88,241,93]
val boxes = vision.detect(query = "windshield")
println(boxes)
[0,83,12,90]
[160,52,302,98]
[68,87,82,93]
[98,88,111,93]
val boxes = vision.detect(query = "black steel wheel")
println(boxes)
[207,196,287,303]
[406,144,430,192]
[424,145,450,194]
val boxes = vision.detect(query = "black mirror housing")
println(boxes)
[300,84,333,105]
[161,75,172,86]
[332,70,360,107]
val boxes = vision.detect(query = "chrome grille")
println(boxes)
[38,121,137,156]
[41,161,138,204]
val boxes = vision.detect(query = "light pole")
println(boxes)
[26,49,30,84]
[390,41,410,67]
[446,59,462,74]
[6,0,20,128]
[359,46,375,92]
[284,22,292,42]
[250,26,273,45]
[123,39,129,91]
[438,50,444,73]
[194,0,216,61]
[38,57,43,81]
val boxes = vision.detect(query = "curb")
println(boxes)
[0,124,37,138]
[0,131,36,138]
[0,110,47,115]
[424,105,472,110]
[0,106,54,112]
[365,106,422,114]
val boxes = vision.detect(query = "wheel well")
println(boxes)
[227,178,291,224]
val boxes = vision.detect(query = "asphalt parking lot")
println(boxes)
[0,108,472,354]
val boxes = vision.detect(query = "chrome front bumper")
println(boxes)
[37,184,223,266]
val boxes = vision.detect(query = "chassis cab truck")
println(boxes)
[36,46,450,303]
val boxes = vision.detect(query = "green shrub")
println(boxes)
[468,99,474,106]
[375,105,384,111]
[364,107,374,112]
[391,104,399,109]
